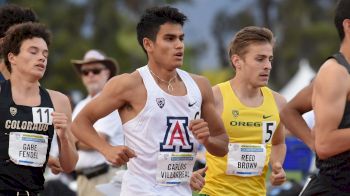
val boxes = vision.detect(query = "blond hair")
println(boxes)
[228,26,274,62]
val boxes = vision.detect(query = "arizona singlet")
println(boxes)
[0,80,54,192]
[120,65,201,196]
[201,81,280,196]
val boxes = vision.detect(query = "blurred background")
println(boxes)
[0,0,339,195]
[0,0,338,99]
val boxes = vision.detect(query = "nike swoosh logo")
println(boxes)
[188,101,197,107]
[263,115,272,119]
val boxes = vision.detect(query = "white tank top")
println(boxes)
[121,65,202,196]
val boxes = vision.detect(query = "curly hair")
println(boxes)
[1,22,51,72]
[0,4,38,38]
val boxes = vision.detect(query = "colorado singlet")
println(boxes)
[120,65,201,196]
[201,81,280,196]
[0,80,54,191]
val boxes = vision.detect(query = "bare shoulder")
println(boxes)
[315,58,350,91]
[47,90,71,112]
[106,71,143,100]
[101,70,145,110]
[212,85,222,99]
[271,90,287,111]
[189,73,211,90]
[188,73,213,102]
[318,58,349,78]
[212,84,223,113]
[212,84,222,103]
[107,71,143,91]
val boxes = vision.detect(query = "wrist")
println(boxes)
[99,143,113,156]
[202,136,211,147]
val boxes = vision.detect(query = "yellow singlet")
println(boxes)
[201,81,280,196]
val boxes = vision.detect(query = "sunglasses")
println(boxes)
[80,68,106,76]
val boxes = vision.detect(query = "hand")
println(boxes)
[190,166,207,191]
[270,162,286,186]
[189,119,210,144]
[47,156,63,174]
[52,112,69,138]
[102,145,136,167]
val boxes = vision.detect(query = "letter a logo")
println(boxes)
[160,117,193,152]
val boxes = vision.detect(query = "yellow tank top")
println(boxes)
[201,81,280,196]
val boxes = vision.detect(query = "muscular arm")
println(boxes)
[270,92,286,166]
[192,75,228,157]
[268,92,287,185]
[49,91,78,172]
[280,84,314,150]
[71,73,136,165]
[313,60,350,159]
[76,132,108,150]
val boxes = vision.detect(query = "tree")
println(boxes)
[210,0,337,89]
[3,0,194,95]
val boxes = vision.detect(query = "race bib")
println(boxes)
[226,143,266,177]
[262,121,277,144]
[8,132,48,167]
[32,107,54,125]
[156,152,195,186]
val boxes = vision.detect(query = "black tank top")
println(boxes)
[316,52,350,191]
[0,80,54,191]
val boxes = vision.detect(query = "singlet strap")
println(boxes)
[39,86,54,108]
[0,80,53,108]
[328,52,350,73]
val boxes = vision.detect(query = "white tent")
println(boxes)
[279,59,316,101]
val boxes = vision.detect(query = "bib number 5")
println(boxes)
[262,121,276,143]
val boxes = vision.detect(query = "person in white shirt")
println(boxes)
[71,6,229,196]
[71,49,124,196]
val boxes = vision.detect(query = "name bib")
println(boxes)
[156,152,195,186]
[8,132,48,167]
[226,143,266,177]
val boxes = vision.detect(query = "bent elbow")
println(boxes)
[215,144,229,157]
[218,136,229,157]
[207,145,228,157]
[221,146,229,157]
[315,142,331,160]
[62,166,74,173]
[61,155,78,173]
[61,161,77,173]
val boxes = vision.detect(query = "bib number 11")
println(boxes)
[32,107,54,125]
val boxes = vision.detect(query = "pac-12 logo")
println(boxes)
[160,117,193,152]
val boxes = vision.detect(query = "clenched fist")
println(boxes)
[102,145,136,167]
[189,119,210,144]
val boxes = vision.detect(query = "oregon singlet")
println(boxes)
[120,65,201,196]
[201,81,280,196]
[0,80,54,192]
[315,52,350,191]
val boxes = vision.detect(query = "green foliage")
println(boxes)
[1,0,339,92]
[213,0,337,90]
[2,0,193,95]
[201,67,234,86]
